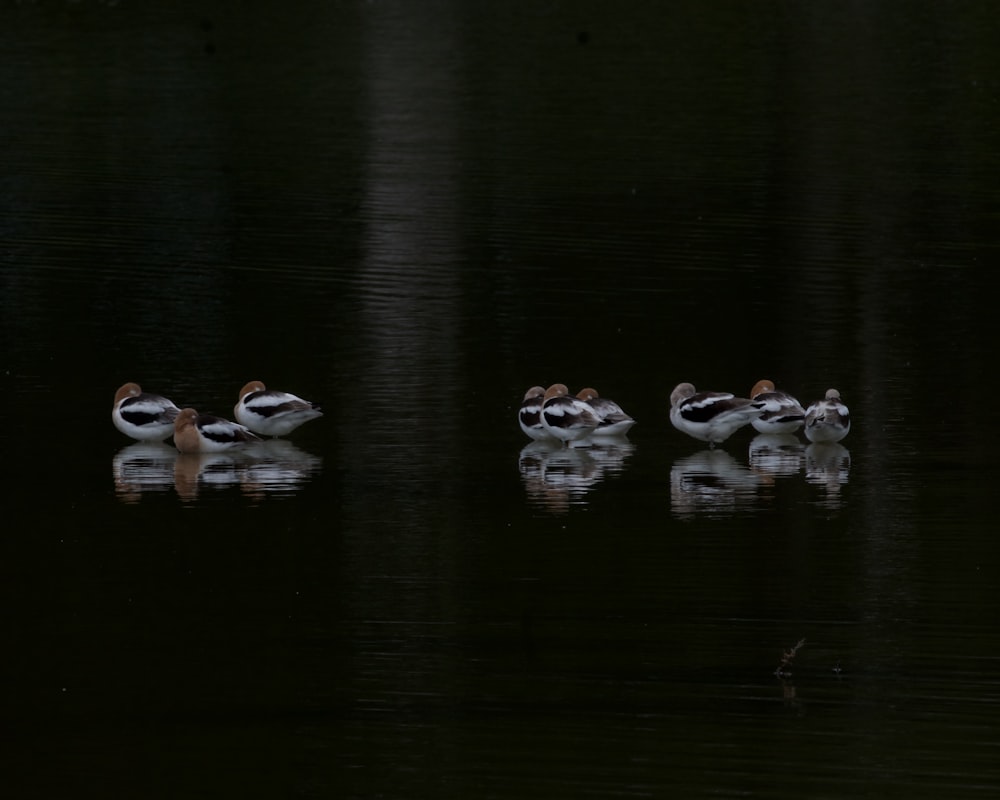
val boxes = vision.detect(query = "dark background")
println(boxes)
[2,2,998,797]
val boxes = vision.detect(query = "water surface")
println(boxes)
[2,1,998,797]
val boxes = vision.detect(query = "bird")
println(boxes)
[540,383,601,446]
[234,380,323,437]
[749,379,806,434]
[173,407,262,453]
[518,386,559,442]
[112,382,181,442]
[803,388,851,443]
[669,382,765,447]
[575,387,636,437]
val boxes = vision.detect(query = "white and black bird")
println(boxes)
[518,385,559,442]
[173,407,262,453]
[575,387,636,437]
[234,380,323,437]
[749,379,806,435]
[669,382,765,447]
[803,388,851,443]
[112,382,181,442]
[540,383,600,447]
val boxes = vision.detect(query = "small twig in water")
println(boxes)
[774,638,806,678]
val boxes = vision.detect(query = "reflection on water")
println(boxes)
[112,442,178,502]
[748,433,806,477]
[670,449,764,518]
[805,442,851,508]
[519,438,635,514]
[6,1,998,796]
[239,439,324,500]
[173,452,245,501]
[113,440,322,503]
[673,437,852,516]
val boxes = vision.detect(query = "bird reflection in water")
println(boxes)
[113,442,178,503]
[804,443,850,508]
[239,440,323,501]
[519,437,635,513]
[173,451,245,502]
[113,440,322,503]
[670,449,763,518]
[748,433,806,478]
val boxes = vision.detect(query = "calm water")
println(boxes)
[3,1,999,797]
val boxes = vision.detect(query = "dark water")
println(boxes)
[3,1,999,797]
